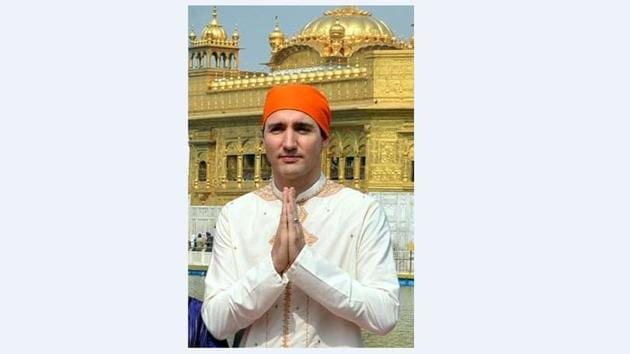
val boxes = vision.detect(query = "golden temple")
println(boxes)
[188,6,414,250]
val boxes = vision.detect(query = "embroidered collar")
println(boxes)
[271,173,327,203]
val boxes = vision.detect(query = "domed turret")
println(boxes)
[299,6,394,42]
[268,16,285,52]
[201,6,227,41]
[266,6,406,69]
[232,24,240,41]
[329,18,345,39]
[189,25,196,41]
[189,6,240,72]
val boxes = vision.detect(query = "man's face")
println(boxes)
[263,109,329,183]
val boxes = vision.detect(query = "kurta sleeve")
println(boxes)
[201,204,288,340]
[285,201,400,335]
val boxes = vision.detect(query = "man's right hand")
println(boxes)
[271,187,290,274]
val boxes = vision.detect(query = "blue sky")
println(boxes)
[188,5,413,72]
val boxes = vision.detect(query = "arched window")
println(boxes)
[212,53,218,68]
[326,134,342,180]
[243,154,255,180]
[201,53,208,68]
[330,156,339,180]
[198,161,207,181]
[191,53,199,69]
[226,155,237,181]
[261,154,271,180]
[229,53,236,69]
[344,156,354,180]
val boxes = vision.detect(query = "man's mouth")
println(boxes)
[279,155,301,163]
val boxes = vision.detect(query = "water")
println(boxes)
[189,275,413,348]
[361,286,414,348]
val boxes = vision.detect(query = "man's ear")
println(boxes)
[322,135,330,148]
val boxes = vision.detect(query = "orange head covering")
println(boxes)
[262,84,331,138]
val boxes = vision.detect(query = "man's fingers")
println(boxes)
[271,187,291,274]
[274,189,288,243]
[286,187,296,231]
[286,187,297,232]
[278,187,288,229]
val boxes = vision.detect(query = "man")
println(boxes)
[201,84,399,347]
[195,233,204,251]
[189,234,196,250]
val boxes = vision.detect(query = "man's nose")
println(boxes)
[282,129,297,150]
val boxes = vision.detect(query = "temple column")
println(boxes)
[339,157,346,183]
[236,154,243,188]
[354,155,361,188]
[324,150,331,179]
[254,151,261,188]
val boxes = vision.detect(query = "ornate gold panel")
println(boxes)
[275,47,322,70]
[189,43,414,204]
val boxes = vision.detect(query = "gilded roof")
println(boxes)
[298,6,394,40]
[201,7,227,41]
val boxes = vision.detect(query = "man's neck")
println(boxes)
[273,171,322,196]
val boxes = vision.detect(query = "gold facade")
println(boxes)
[189,6,414,206]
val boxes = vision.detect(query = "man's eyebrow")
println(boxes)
[266,122,285,129]
[293,121,316,128]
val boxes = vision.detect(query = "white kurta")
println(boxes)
[201,175,400,347]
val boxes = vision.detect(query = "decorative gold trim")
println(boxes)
[316,180,344,198]
[303,230,319,246]
[252,178,344,202]
[267,205,318,246]
[253,183,276,201]
[297,205,307,221]
[282,283,292,348]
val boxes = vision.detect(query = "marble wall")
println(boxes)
[189,191,414,251]
[368,192,414,251]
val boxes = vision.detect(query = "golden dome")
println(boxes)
[201,7,227,41]
[329,18,345,39]
[299,6,394,40]
[269,17,284,40]
[232,25,240,40]
[189,26,196,41]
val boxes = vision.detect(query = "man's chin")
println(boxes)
[274,165,305,179]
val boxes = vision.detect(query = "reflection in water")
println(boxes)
[189,276,414,348]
